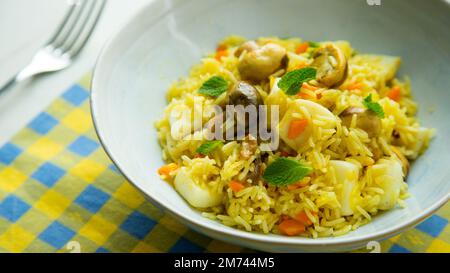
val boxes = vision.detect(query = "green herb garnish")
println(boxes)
[277,67,317,95]
[308,41,320,48]
[198,76,229,97]
[262,157,313,186]
[196,140,223,155]
[363,94,385,118]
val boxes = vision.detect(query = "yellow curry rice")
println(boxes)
[155,36,434,238]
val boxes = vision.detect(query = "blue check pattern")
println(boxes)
[0,73,448,253]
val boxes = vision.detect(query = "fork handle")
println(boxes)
[0,49,61,96]
[0,62,38,95]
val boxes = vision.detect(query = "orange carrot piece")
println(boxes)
[387,86,401,102]
[297,91,316,100]
[279,219,306,236]
[288,119,309,139]
[287,178,311,190]
[158,163,179,176]
[302,83,319,91]
[215,50,228,61]
[229,181,245,193]
[216,44,227,52]
[347,82,364,91]
[295,42,309,54]
[315,89,323,99]
[287,183,302,191]
[294,211,313,226]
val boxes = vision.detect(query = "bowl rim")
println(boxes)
[90,0,450,249]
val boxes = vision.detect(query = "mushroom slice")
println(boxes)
[240,134,258,159]
[247,155,262,183]
[224,81,262,138]
[234,40,259,57]
[238,43,287,82]
[174,167,223,208]
[340,107,382,138]
[390,146,410,176]
[227,81,262,107]
[311,43,348,87]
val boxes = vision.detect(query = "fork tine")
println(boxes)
[50,0,89,49]
[68,0,106,57]
[58,0,97,54]
[47,2,77,45]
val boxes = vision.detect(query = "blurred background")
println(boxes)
[0,0,151,145]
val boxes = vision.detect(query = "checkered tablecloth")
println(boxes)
[0,74,448,253]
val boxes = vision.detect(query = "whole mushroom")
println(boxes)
[227,81,263,107]
[234,41,259,58]
[237,41,287,82]
[311,43,348,87]
[225,81,263,138]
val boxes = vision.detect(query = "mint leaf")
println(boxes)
[363,94,385,118]
[198,76,228,97]
[196,140,223,155]
[278,67,317,95]
[308,41,320,48]
[262,157,313,186]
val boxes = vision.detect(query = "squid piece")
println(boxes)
[330,160,362,216]
[174,167,223,208]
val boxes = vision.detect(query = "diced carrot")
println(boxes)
[216,44,227,52]
[297,91,316,100]
[287,183,303,191]
[288,119,309,139]
[387,86,401,102]
[278,219,306,236]
[347,82,364,91]
[229,181,245,193]
[287,178,310,190]
[158,163,179,176]
[294,211,313,226]
[302,83,319,91]
[315,89,323,99]
[295,42,309,54]
[215,49,228,61]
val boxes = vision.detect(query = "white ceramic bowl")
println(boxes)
[91,0,450,252]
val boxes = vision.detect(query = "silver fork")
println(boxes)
[0,0,106,94]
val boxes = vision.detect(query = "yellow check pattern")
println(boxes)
[0,74,448,253]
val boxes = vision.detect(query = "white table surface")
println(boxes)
[0,0,153,145]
